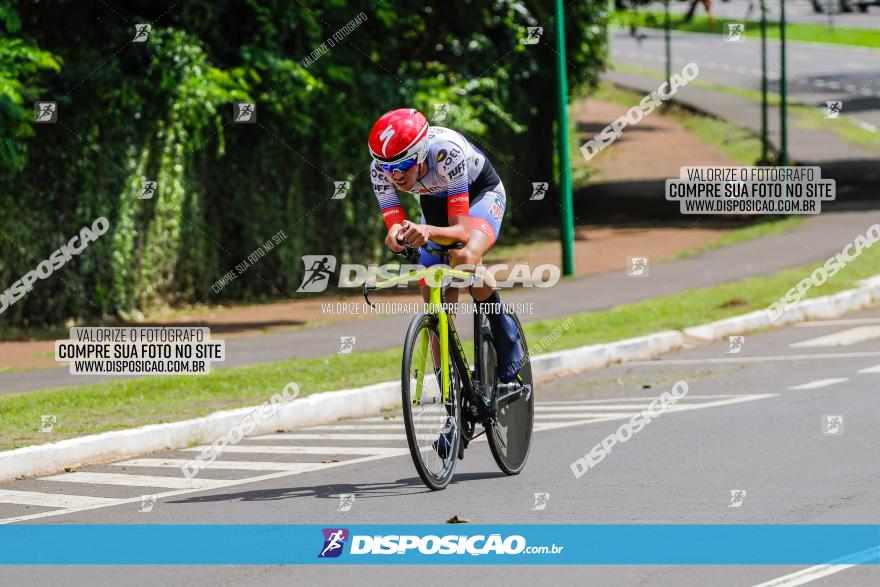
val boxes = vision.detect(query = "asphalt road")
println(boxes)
[610,26,880,129]
[2,305,879,585]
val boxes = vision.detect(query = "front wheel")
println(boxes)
[401,312,461,491]
[486,313,534,475]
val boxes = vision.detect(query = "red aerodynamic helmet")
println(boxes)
[368,108,429,165]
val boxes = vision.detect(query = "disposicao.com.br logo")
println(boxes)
[317,528,563,558]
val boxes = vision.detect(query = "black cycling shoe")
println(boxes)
[433,417,456,460]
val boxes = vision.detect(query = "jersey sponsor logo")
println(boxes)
[489,203,502,221]
[447,160,467,178]
[437,149,447,163]
[449,194,468,204]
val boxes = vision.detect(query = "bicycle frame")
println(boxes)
[363,266,477,406]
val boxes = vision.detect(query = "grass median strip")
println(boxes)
[2,241,878,450]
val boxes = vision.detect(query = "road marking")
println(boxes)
[857,364,880,374]
[536,412,636,420]
[0,394,777,525]
[791,326,880,348]
[628,351,880,366]
[306,424,404,430]
[751,546,879,587]
[0,452,404,525]
[794,318,880,327]
[788,378,848,391]
[42,472,232,490]
[249,433,405,442]
[0,489,123,509]
[112,459,327,472]
[181,445,408,456]
[535,394,777,432]
[857,120,878,133]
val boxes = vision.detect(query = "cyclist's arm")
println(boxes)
[429,142,472,244]
[370,162,406,230]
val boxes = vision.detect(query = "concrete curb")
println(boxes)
[2,274,878,482]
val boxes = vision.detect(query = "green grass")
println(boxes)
[4,236,879,450]
[590,81,765,165]
[610,62,880,157]
[612,11,880,49]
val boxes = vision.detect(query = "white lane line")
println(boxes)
[537,395,752,403]
[628,351,880,366]
[0,489,124,509]
[306,424,403,431]
[536,412,635,420]
[181,445,408,456]
[0,394,778,525]
[249,433,404,442]
[42,472,231,490]
[0,452,404,525]
[535,394,777,432]
[537,404,665,412]
[751,546,879,587]
[794,318,880,327]
[857,364,880,374]
[790,326,880,348]
[788,378,848,391]
[112,459,327,473]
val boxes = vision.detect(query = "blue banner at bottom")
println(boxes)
[1,525,879,565]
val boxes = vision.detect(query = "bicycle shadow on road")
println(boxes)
[166,472,508,504]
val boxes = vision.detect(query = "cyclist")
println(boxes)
[368,108,523,387]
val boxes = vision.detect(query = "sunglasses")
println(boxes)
[379,156,418,175]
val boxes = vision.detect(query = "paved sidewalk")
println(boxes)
[603,69,876,163]
[3,209,880,394]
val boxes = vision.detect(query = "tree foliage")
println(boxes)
[0,0,607,326]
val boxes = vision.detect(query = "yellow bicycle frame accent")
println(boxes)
[368,266,477,404]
